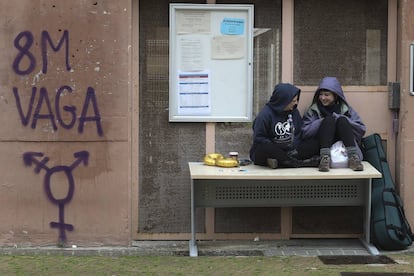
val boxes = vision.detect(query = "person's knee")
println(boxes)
[320,114,335,129]
[336,116,349,127]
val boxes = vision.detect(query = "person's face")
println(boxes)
[318,90,335,106]
[284,95,298,111]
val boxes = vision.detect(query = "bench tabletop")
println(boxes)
[188,161,382,180]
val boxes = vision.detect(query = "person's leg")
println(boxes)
[253,143,287,168]
[294,137,321,168]
[253,143,318,168]
[335,116,355,147]
[318,115,336,148]
[318,115,336,171]
[335,117,363,171]
[297,137,320,159]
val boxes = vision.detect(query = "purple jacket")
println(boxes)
[302,77,366,156]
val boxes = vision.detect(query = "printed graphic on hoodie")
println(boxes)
[273,117,293,144]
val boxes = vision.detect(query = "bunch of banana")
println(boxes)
[216,158,239,168]
[203,153,224,166]
[203,153,238,168]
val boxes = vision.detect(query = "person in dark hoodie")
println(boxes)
[300,76,366,172]
[250,83,319,169]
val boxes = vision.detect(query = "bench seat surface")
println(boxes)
[189,161,382,180]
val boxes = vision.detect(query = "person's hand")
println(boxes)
[332,112,340,119]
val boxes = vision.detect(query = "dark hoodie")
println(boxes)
[249,83,302,161]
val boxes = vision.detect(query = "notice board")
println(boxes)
[169,4,254,122]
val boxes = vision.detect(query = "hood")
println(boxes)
[266,83,301,113]
[312,77,347,104]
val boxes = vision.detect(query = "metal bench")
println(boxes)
[188,161,382,257]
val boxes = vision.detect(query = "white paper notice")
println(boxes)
[179,37,204,71]
[178,71,211,115]
[176,11,211,34]
[211,36,245,59]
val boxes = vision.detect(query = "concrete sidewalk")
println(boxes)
[0,239,411,257]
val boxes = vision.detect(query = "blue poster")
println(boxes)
[220,18,245,35]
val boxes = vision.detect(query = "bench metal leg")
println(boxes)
[361,178,379,255]
[190,179,198,257]
[360,238,379,255]
[189,239,198,257]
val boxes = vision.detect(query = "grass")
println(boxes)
[0,254,414,275]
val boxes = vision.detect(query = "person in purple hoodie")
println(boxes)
[250,83,320,169]
[300,77,366,172]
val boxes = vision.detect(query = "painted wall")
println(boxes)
[398,0,414,227]
[0,0,132,246]
[1,0,413,247]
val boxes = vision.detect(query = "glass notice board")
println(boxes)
[169,4,254,122]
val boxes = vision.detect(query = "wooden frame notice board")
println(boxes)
[169,4,254,122]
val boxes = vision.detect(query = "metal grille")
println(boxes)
[215,184,359,200]
[194,179,366,207]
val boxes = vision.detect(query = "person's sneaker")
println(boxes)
[348,154,364,171]
[319,154,330,172]
[266,158,278,169]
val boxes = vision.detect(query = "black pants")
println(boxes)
[253,143,291,167]
[297,115,355,159]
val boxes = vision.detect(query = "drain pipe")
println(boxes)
[388,82,400,187]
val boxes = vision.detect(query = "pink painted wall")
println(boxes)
[397,0,414,226]
[0,0,132,246]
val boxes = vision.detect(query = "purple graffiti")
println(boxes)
[23,151,89,244]
[12,29,104,137]
[13,30,71,76]
[56,85,76,129]
[78,87,103,136]
[41,30,71,74]
[12,31,36,75]
[13,86,103,136]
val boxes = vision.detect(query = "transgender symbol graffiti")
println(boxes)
[23,151,89,244]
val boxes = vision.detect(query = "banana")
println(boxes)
[203,153,239,167]
[216,158,239,168]
[203,153,224,166]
